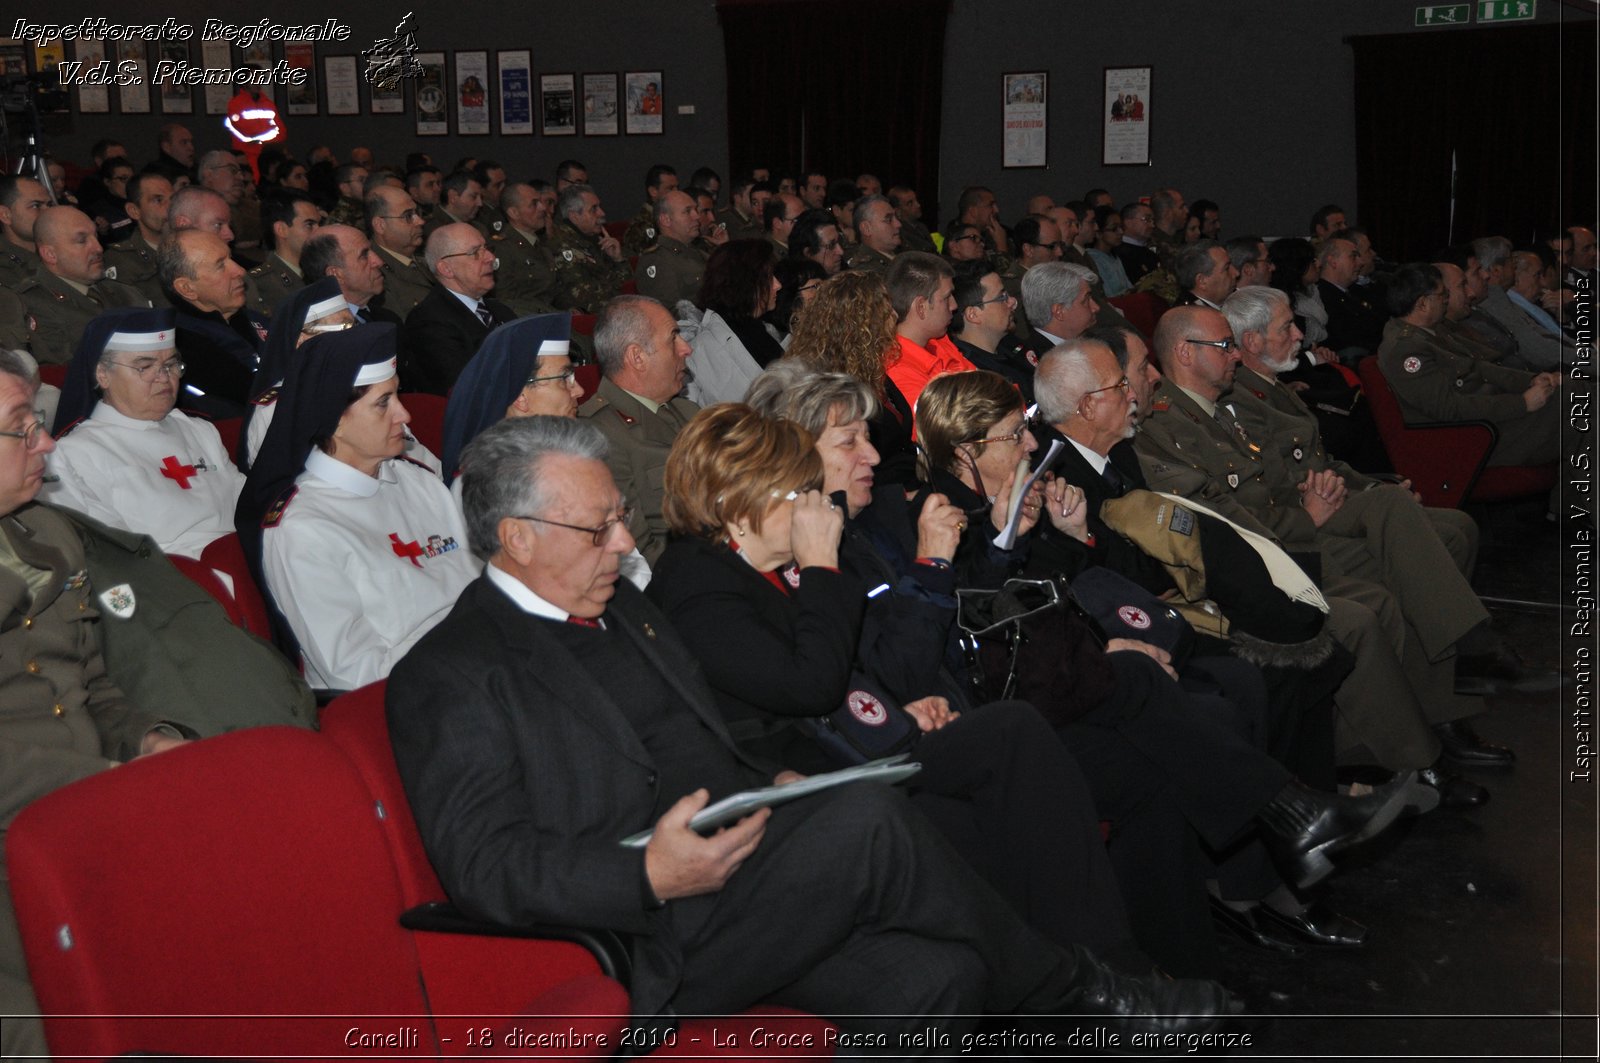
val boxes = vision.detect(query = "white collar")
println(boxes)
[486,560,603,627]
[1037,327,1066,347]
[1066,435,1109,475]
[89,400,173,431]
[304,448,391,498]
[448,288,485,315]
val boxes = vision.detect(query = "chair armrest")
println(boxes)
[400,901,633,983]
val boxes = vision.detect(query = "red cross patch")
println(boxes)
[847,690,889,726]
[1403,356,1422,374]
[1117,605,1152,630]
[389,533,425,568]
[159,455,198,489]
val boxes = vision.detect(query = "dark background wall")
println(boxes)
[11,1,1591,239]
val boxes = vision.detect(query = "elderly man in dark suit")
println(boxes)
[385,414,1231,1041]
[400,222,516,394]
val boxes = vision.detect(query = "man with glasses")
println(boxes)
[1227,235,1275,290]
[18,206,150,366]
[197,151,244,211]
[401,223,517,395]
[577,295,699,564]
[940,222,988,263]
[247,192,321,317]
[367,184,435,320]
[43,308,245,559]
[844,194,902,276]
[762,192,805,256]
[488,182,558,317]
[1114,201,1161,286]
[948,263,1032,401]
[1006,214,1063,304]
[786,209,845,277]
[549,184,632,315]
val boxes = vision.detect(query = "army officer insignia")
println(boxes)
[1292,447,1304,461]
[99,583,136,619]
[646,265,657,278]
[1227,473,1240,489]
[1403,356,1422,374]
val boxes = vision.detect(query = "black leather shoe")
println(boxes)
[1417,763,1490,807]
[1255,899,1367,948]
[1434,720,1516,769]
[1257,772,1413,890]
[1052,946,1232,1036]
[1208,897,1304,955]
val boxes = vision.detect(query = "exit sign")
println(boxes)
[1416,4,1470,24]
[1479,0,1536,20]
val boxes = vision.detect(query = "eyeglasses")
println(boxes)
[514,507,633,547]
[969,420,1029,447]
[949,233,982,244]
[974,291,1014,307]
[818,240,841,252]
[106,357,186,381]
[438,244,492,262]
[1185,337,1238,353]
[377,210,423,223]
[1082,375,1130,398]
[526,366,578,387]
[0,412,48,450]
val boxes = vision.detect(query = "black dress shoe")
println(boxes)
[1434,720,1516,769]
[1208,897,1304,955]
[1256,772,1413,890]
[1051,945,1232,1036]
[1417,763,1489,807]
[1255,899,1368,948]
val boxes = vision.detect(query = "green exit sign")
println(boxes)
[1416,4,1471,24]
[1479,0,1536,20]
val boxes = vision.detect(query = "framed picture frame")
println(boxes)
[414,51,449,135]
[115,41,149,114]
[325,55,360,115]
[453,50,490,135]
[201,39,232,114]
[156,42,193,114]
[1001,71,1047,169]
[582,72,620,136]
[1102,66,1152,167]
[496,50,533,135]
[235,42,274,104]
[539,73,577,136]
[283,43,317,115]
[623,71,663,135]
[71,39,109,113]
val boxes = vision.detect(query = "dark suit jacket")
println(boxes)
[1113,242,1161,285]
[1317,279,1388,358]
[399,287,516,394]
[169,296,267,419]
[386,576,769,1015]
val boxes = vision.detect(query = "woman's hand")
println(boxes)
[1105,637,1179,680]
[789,490,843,569]
[990,466,1046,537]
[916,492,968,560]
[902,695,959,732]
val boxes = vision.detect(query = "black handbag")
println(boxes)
[799,670,921,767]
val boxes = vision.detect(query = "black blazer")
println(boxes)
[398,286,516,394]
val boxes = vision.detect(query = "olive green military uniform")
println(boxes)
[845,244,896,277]
[0,288,31,352]
[1435,316,1506,363]
[246,253,304,317]
[994,253,1026,304]
[0,239,41,291]
[766,234,789,259]
[474,202,508,241]
[0,502,172,1061]
[102,238,165,305]
[326,195,366,230]
[634,236,707,309]
[899,217,936,254]
[16,269,150,364]
[372,245,435,320]
[576,378,699,566]
[1149,226,1182,265]
[621,202,658,256]
[489,227,558,316]
[1376,318,1558,468]
[547,220,633,314]
[715,205,762,241]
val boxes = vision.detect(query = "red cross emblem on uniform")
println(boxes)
[389,533,425,568]
[159,455,198,489]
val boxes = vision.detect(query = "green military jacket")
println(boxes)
[1435,316,1507,363]
[0,289,30,352]
[489,226,557,316]
[372,245,435,320]
[102,238,165,305]
[621,202,658,256]
[634,236,707,308]
[247,253,304,317]
[576,378,699,565]
[547,221,633,314]
[1230,364,1373,491]
[0,239,41,290]
[715,205,762,241]
[899,218,936,254]
[1374,318,1532,427]
[845,244,896,277]
[474,202,508,240]
[16,269,150,365]
[326,195,366,230]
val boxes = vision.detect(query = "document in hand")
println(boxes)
[993,439,1065,549]
[620,755,922,848]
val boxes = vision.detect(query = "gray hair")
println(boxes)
[1033,340,1110,426]
[1222,286,1288,344]
[0,348,39,387]
[593,294,663,376]
[556,183,596,222]
[1472,235,1514,271]
[853,193,893,228]
[1225,235,1265,273]
[1021,262,1095,329]
[458,416,610,562]
[167,186,227,230]
[744,358,878,436]
[197,150,235,175]
[155,230,204,292]
[1172,239,1224,291]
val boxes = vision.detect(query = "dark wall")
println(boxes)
[20,2,729,213]
[937,0,1577,240]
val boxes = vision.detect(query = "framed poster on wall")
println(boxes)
[414,51,448,135]
[201,39,231,114]
[582,72,619,136]
[623,71,663,135]
[454,50,490,135]
[1102,66,1152,166]
[115,42,149,114]
[497,50,532,135]
[1001,72,1046,168]
[72,40,109,114]
[284,43,317,115]
[325,55,360,115]
[540,73,576,136]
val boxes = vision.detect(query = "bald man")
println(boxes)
[400,222,517,394]
[17,207,149,364]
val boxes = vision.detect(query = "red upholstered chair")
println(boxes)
[37,363,68,390]
[621,277,640,295]
[198,532,274,639]
[209,416,243,457]
[1107,291,1170,342]
[7,726,627,1061]
[604,220,631,243]
[400,392,449,455]
[571,313,598,337]
[576,363,602,403]
[1358,358,1555,508]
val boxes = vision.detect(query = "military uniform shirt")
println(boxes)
[16,270,150,364]
[633,236,707,309]
[373,245,435,320]
[547,221,633,314]
[621,203,658,256]
[247,253,304,317]
[102,239,165,305]
[489,227,557,316]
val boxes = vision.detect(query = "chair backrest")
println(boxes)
[1107,291,1170,342]
[198,532,274,640]
[1356,357,1408,439]
[603,220,630,243]
[576,363,602,404]
[571,313,598,337]
[401,392,449,455]
[7,727,435,1061]
[210,416,243,457]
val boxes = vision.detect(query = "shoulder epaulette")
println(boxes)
[251,387,280,407]
[396,454,435,473]
[1152,397,1170,412]
[54,416,85,438]
[262,486,299,528]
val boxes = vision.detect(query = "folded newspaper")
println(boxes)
[620,755,922,848]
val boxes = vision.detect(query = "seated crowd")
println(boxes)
[0,124,1584,1057]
